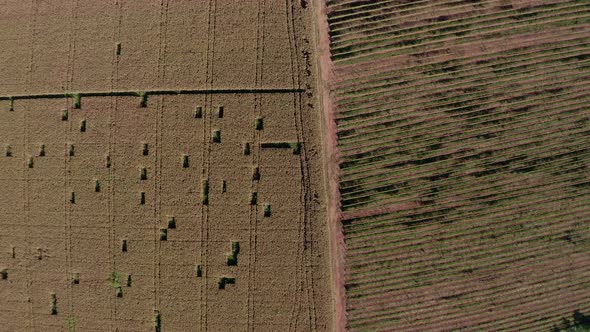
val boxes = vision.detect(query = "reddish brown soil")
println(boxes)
[311,0,347,331]
[324,0,590,331]
[0,1,333,331]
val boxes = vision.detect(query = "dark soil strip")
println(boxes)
[0,88,305,101]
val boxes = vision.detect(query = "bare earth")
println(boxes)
[310,1,347,331]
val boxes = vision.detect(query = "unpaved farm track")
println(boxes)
[0,1,333,331]
[322,0,590,331]
[311,0,348,331]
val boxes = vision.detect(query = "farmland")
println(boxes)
[320,0,590,331]
[0,1,333,331]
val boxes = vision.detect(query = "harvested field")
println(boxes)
[0,1,333,331]
[320,0,590,331]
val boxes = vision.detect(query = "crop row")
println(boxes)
[329,0,492,37]
[342,167,590,246]
[333,29,589,89]
[338,110,589,210]
[339,107,588,197]
[337,64,589,154]
[332,8,590,63]
[343,186,589,271]
[326,0,590,330]
[349,276,590,331]
[338,102,588,193]
[330,1,581,50]
[335,49,589,121]
[337,95,588,178]
[345,173,585,250]
[345,207,589,285]
[334,14,590,66]
[345,232,589,309]
[335,40,589,115]
[326,0,514,31]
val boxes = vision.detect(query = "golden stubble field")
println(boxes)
[0,0,333,331]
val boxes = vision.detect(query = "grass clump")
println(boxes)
[217,106,224,118]
[222,180,227,193]
[195,106,203,118]
[111,272,122,298]
[255,117,263,130]
[37,248,43,260]
[116,42,121,56]
[142,143,149,156]
[121,239,128,252]
[62,109,68,121]
[94,180,101,192]
[39,144,46,157]
[140,167,147,180]
[263,204,271,217]
[196,264,202,278]
[70,192,76,204]
[72,273,80,285]
[249,192,257,205]
[243,142,251,155]
[50,292,58,315]
[167,216,176,229]
[140,192,146,205]
[27,156,34,168]
[68,144,75,157]
[154,310,161,332]
[231,241,240,254]
[5,145,12,157]
[67,317,76,331]
[73,94,81,109]
[252,166,260,181]
[159,229,167,241]
[138,92,147,108]
[218,277,235,289]
[291,142,301,155]
[551,310,590,332]
[182,154,189,168]
[226,253,237,266]
[80,119,86,132]
[212,129,221,143]
[201,179,209,205]
[260,141,301,154]
[126,274,132,287]
[105,155,111,168]
[227,241,240,266]
[1,268,7,280]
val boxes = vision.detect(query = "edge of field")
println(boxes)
[310,0,347,331]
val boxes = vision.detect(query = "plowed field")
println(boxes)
[320,0,590,331]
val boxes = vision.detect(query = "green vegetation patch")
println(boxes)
[202,179,209,205]
[260,142,301,154]
[218,276,235,289]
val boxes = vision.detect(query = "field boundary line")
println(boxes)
[288,0,319,330]
[0,88,305,102]
[311,0,347,331]
[200,0,217,330]
[22,0,37,329]
[107,0,122,328]
[284,1,306,330]
[247,0,265,330]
